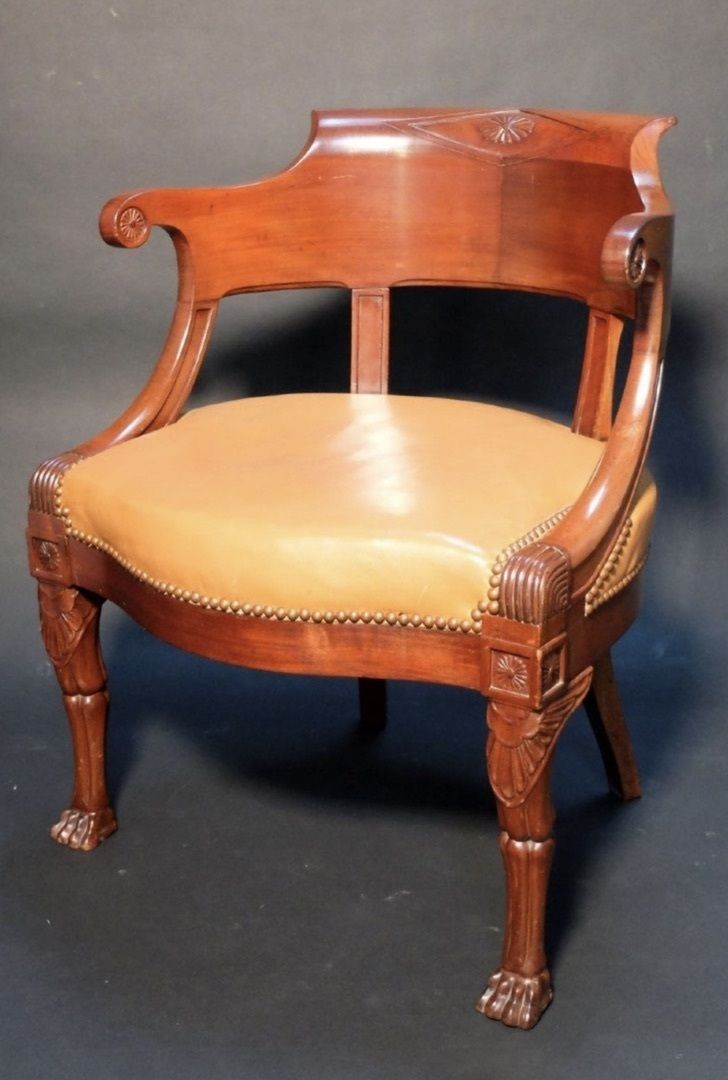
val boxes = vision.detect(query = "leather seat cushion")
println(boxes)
[57,393,655,627]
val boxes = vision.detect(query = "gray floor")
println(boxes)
[3,578,726,1080]
[3,288,728,1080]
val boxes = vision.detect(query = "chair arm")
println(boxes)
[98,188,206,252]
[29,191,218,513]
[549,213,673,589]
[601,211,673,292]
[79,190,220,453]
[497,212,673,621]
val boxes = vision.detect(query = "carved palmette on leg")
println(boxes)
[487,668,593,807]
[36,581,116,850]
[37,582,106,695]
[39,583,96,665]
[479,667,593,1028]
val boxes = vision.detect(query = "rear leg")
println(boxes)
[357,677,387,736]
[584,651,641,801]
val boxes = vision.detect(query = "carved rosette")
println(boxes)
[627,237,648,286]
[541,649,561,692]
[480,111,535,145]
[491,652,530,695]
[487,641,565,705]
[115,205,149,247]
[36,539,61,572]
[38,582,98,670]
[486,668,592,806]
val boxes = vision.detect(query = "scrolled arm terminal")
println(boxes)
[601,212,673,289]
[99,193,154,249]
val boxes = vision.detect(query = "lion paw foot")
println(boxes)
[50,806,117,851]
[476,967,552,1029]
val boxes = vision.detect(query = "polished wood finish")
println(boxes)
[36,582,116,850]
[573,309,624,441]
[479,667,592,1025]
[351,288,390,393]
[477,762,556,1028]
[27,108,675,1029]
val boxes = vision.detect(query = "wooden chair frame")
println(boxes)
[27,108,675,1029]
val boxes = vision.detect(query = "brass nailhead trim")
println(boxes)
[485,506,572,617]
[585,518,646,615]
[54,465,636,633]
[586,551,649,613]
[584,516,632,613]
[54,465,482,635]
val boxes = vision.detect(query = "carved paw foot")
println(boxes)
[476,967,553,1029]
[50,807,117,851]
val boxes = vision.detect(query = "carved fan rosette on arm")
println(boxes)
[27,106,675,1030]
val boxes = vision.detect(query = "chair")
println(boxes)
[26,108,676,1029]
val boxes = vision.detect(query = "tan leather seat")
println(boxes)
[58,393,655,630]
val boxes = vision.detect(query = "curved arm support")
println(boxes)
[496,211,673,619]
[84,194,220,449]
[77,294,217,456]
[81,213,218,451]
[29,199,218,512]
[547,214,672,593]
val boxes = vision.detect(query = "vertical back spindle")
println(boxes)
[572,309,624,439]
[350,287,390,393]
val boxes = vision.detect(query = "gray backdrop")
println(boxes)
[3,3,727,1079]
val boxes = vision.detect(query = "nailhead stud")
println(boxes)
[54,505,494,636]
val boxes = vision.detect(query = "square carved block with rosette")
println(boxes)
[27,107,675,1031]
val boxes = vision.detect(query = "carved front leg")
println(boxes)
[477,668,592,1029]
[37,582,117,851]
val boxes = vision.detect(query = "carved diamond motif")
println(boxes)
[384,109,589,166]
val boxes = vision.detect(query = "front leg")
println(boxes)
[477,668,592,1029]
[37,582,117,851]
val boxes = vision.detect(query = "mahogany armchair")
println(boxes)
[27,108,675,1029]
